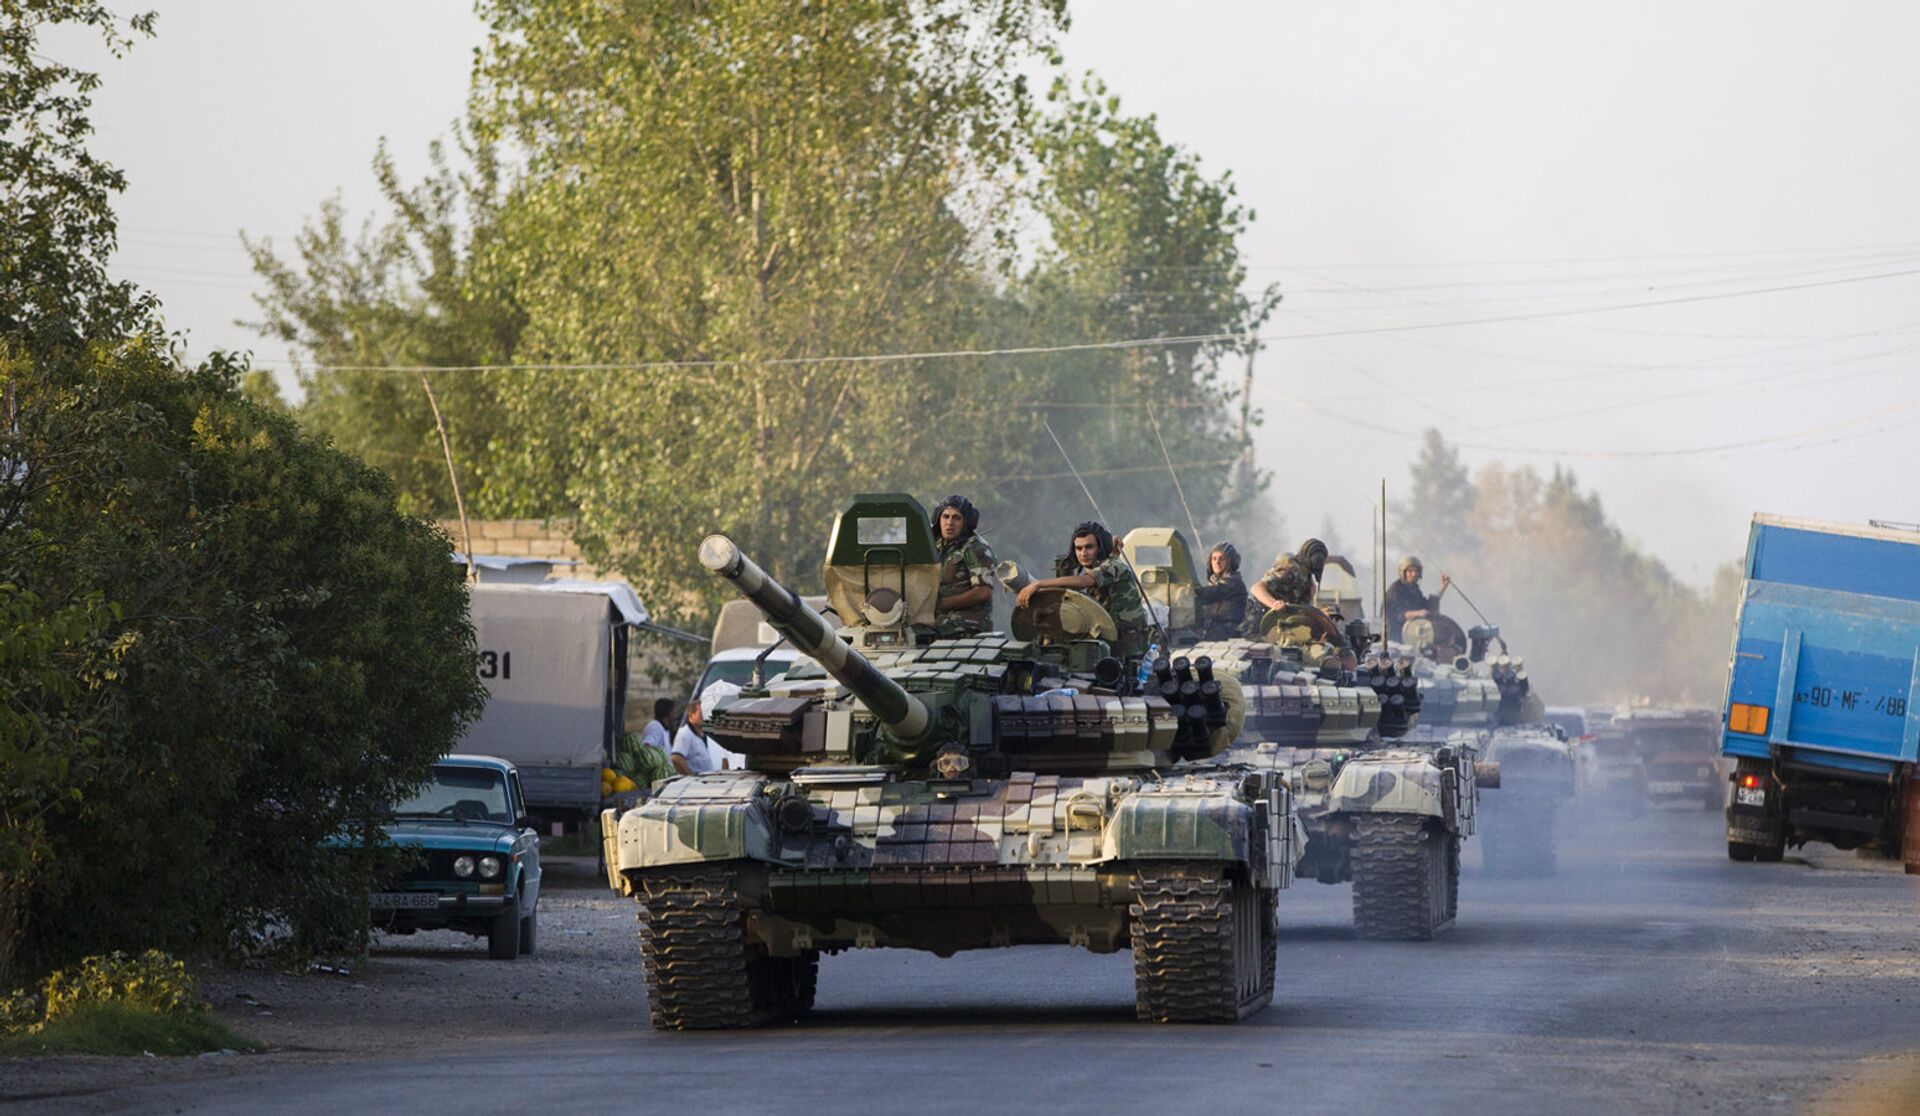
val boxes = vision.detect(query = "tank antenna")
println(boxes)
[1378,478,1388,642]
[1043,420,1166,647]
[1146,401,1204,553]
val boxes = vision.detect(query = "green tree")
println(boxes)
[1395,426,1477,566]
[247,134,534,518]
[0,1,157,368]
[462,0,1067,619]
[980,76,1280,566]
[2,2,487,982]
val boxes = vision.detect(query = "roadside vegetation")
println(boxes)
[0,951,252,1057]
[1394,429,1741,704]
[1,2,487,989]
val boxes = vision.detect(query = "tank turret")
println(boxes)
[699,497,1236,777]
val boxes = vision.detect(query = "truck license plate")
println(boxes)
[1735,787,1766,808]
[370,892,438,910]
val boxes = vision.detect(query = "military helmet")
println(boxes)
[1400,555,1423,575]
[931,494,979,538]
[1210,541,1241,573]
[1296,538,1329,580]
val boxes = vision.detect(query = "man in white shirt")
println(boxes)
[671,681,742,774]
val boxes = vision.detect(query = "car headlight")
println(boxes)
[479,855,503,879]
[453,855,476,878]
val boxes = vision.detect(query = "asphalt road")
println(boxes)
[11,805,1918,1115]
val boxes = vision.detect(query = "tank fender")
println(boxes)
[1329,755,1448,820]
[1104,780,1254,867]
[615,773,774,870]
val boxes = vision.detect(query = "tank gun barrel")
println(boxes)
[698,534,932,742]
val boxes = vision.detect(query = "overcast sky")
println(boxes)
[69,1,1920,584]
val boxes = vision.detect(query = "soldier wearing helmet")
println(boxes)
[1192,541,1249,640]
[931,494,996,635]
[1251,538,1330,612]
[1384,555,1451,642]
[1015,520,1150,656]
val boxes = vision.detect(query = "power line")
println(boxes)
[264,264,1920,375]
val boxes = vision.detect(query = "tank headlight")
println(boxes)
[452,855,476,878]
[478,855,503,879]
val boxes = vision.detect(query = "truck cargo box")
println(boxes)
[1723,516,1920,772]
[1722,515,1919,864]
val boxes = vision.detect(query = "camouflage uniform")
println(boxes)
[1059,551,1151,656]
[935,534,996,634]
[1241,555,1318,638]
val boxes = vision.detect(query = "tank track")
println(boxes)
[1130,864,1275,1023]
[636,866,817,1030]
[1351,815,1453,940]
[1480,802,1558,878]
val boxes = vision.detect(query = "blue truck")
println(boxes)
[1721,515,1920,864]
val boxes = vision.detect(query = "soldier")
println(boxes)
[1014,520,1151,656]
[1384,555,1450,642]
[931,494,996,635]
[1192,542,1249,640]
[1251,537,1329,610]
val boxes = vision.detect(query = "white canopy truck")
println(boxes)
[461,581,649,830]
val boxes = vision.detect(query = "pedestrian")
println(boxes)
[931,493,996,635]
[672,680,741,775]
[615,700,674,788]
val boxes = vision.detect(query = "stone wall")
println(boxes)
[437,517,602,576]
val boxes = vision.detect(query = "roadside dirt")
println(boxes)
[0,861,645,1107]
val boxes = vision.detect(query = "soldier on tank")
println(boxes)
[1243,538,1330,635]
[1192,542,1249,640]
[1014,520,1151,656]
[931,494,996,635]
[1384,555,1451,642]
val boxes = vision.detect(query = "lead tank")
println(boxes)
[603,496,1297,1028]
[1123,530,1493,940]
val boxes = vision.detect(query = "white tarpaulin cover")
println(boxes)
[459,585,621,768]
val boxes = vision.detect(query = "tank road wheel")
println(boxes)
[1130,864,1276,1023]
[1351,815,1453,940]
[636,867,809,1030]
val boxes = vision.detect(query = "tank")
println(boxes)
[1123,531,1490,940]
[603,496,1297,1028]
[1394,612,1575,878]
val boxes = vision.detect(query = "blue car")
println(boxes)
[370,755,543,959]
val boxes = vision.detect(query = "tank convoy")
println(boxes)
[1364,565,1576,879]
[1121,529,1497,940]
[603,496,1296,1028]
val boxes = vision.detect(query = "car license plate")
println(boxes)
[370,892,438,910]
[1735,787,1766,808]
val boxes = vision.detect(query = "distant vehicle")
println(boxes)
[1721,515,1920,867]
[1544,706,1590,741]
[1616,707,1721,810]
[368,756,543,960]
[460,581,648,828]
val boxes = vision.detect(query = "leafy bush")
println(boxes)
[40,950,200,1024]
[2,348,488,978]
[0,950,252,1056]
